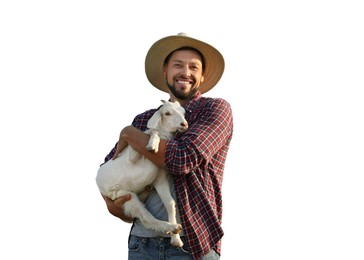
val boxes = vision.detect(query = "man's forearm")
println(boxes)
[121,126,166,168]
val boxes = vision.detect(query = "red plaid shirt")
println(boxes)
[104,92,233,259]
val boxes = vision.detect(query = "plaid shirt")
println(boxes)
[104,92,233,259]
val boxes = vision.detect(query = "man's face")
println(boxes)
[164,49,204,100]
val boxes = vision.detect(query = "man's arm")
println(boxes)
[111,125,167,168]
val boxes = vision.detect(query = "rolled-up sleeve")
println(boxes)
[165,98,233,176]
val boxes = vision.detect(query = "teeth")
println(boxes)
[177,80,190,84]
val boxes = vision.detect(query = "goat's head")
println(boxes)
[147,100,188,134]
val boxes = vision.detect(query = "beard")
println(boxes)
[166,81,199,100]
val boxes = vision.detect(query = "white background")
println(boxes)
[1,1,363,259]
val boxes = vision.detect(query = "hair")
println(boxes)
[163,47,206,72]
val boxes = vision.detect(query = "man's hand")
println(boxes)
[111,140,128,160]
[102,194,133,223]
[110,125,166,168]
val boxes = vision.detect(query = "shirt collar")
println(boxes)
[183,91,201,113]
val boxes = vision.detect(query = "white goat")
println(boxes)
[96,100,188,248]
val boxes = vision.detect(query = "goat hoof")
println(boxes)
[166,224,182,236]
[146,147,158,153]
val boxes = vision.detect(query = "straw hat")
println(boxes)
[145,33,225,94]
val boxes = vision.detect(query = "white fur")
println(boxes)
[96,100,188,247]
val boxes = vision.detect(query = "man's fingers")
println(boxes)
[111,147,121,160]
[112,140,128,160]
[114,194,132,207]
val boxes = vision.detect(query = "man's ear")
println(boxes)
[201,75,204,83]
[163,66,167,79]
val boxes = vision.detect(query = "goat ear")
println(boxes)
[161,99,166,104]
[147,110,161,129]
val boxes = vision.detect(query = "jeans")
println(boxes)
[128,235,220,260]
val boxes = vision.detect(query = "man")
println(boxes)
[102,33,233,259]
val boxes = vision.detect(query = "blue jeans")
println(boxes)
[128,235,220,260]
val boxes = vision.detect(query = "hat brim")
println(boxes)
[145,34,224,94]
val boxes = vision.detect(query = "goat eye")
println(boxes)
[165,112,171,116]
